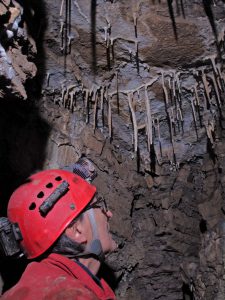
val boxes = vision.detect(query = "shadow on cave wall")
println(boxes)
[0,0,50,292]
[0,99,51,292]
[0,100,50,215]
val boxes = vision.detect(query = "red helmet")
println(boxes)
[7,169,96,259]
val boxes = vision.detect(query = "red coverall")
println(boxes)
[1,254,117,300]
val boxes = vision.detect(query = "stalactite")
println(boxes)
[69,90,74,111]
[100,86,105,127]
[61,86,67,106]
[208,74,224,126]
[46,72,50,87]
[162,72,169,106]
[155,118,162,157]
[93,88,99,130]
[71,88,79,111]
[174,72,182,112]
[190,91,197,124]
[204,55,223,101]
[222,73,225,88]
[133,12,138,38]
[215,72,222,92]
[145,85,153,153]
[202,92,208,111]
[59,0,72,55]
[128,92,138,152]
[60,0,65,17]
[63,84,76,108]
[84,88,90,123]
[60,19,65,51]
[106,18,111,47]
[217,63,225,94]
[137,88,140,100]
[167,0,178,40]
[83,89,88,109]
[106,44,111,70]
[172,75,176,106]
[168,76,173,106]
[205,118,215,146]
[218,26,225,51]
[105,18,111,70]
[175,72,182,96]
[104,27,107,42]
[129,48,132,61]
[209,54,218,76]
[135,40,139,74]
[109,78,158,100]
[111,38,115,65]
[177,107,183,122]
[205,117,217,162]
[74,89,78,107]
[60,19,64,34]
[190,92,198,140]
[171,107,176,136]
[193,85,202,127]
[105,35,137,66]
[177,107,184,132]
[108,95,112,140]
[208,73,221,108]
[161,72,177,163]
[115,71,120,114]
[167,107,177,163]
[67,35,73,49]
[174,73,183,130]
[64,88,69,107]
[201,70,211,109]
[66,0,72,54]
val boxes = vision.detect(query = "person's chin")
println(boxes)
[109,237,118,252]
[103,237,117,255]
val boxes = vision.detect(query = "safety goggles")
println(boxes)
[85,196,108,214]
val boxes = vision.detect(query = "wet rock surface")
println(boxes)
[1,0,225,299]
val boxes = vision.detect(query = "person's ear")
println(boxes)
[65,219,87,244]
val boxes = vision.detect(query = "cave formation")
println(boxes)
[1,0,225,299]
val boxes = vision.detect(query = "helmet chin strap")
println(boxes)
[80,208,105,261]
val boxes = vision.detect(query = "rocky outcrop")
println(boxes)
[0,0,37,99]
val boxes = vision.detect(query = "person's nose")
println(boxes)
[106,209,113,219]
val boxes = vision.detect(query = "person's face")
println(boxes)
[84,196,117,255]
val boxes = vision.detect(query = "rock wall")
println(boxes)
[0,0,37,99]
[1,0,225,299]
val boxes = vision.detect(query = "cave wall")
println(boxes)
[1,0,225,299]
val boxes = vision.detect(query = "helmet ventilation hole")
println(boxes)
[46,182,53,188]
[37,191,44,198]
[70,203,75,210]
[55,176,62,181]
[29,202,36,210]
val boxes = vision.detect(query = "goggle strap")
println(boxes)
[84,209,104,260]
